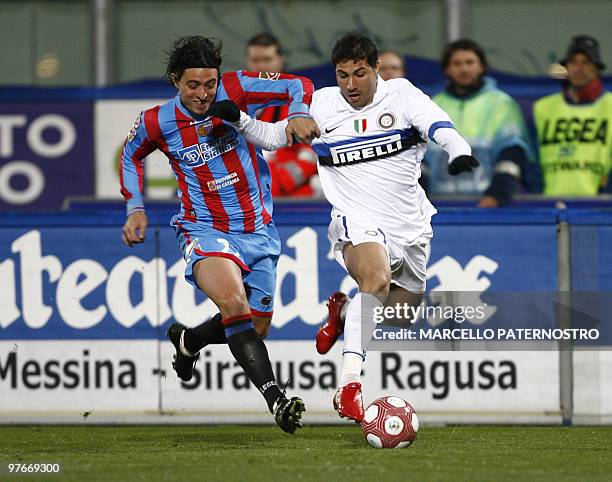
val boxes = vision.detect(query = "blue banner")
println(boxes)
[1,213,564,341]
[0,102,94,211]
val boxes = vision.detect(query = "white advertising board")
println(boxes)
[94,99,175,200]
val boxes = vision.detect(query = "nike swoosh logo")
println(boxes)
[325,125,341,134]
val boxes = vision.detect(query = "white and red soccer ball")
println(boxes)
[362,396,419,449]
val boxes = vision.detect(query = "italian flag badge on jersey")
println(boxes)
[354,118,367,134]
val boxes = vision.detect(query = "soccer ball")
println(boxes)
[362,396,419,449]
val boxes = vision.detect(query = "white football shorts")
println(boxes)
[328,213,432,293]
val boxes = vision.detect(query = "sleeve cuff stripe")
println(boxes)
[428,121,454,141]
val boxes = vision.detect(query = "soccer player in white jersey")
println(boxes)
[312,32,479,423]
[230,32,479,422]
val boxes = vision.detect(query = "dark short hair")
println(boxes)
[441,39,488,71]
[165,36,223,83]
[332,32,378,68]
[246,32,283,56]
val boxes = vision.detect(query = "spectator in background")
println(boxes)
[378,50,406,80]
[246,33,320,197]
[534,35,611,196]
[245,32,284,73]
[423,39,534,206]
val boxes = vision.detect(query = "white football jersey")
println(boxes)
[311,77,453,244]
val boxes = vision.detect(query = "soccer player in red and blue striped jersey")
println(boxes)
[120,36,318,433]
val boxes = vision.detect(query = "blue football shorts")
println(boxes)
[172,217,281,317]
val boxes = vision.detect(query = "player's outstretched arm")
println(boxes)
[239,113,289,150]
[208,99,319,149]
[237,71,314,120]
[208,100,290,150]
[401,83,479,176]
[224,71,319,145]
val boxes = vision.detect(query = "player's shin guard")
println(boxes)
[340,292,381,386]
[184,313,227,353]
[223,314,283,413]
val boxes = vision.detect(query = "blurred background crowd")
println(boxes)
[0,0,610,210]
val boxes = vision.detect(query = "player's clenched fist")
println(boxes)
[448,155,480,175]
[122,211,148,246]
[206,100,241,123]
[285,116,321,146]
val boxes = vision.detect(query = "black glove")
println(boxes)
[206,100,241,123]
[448,155,480,175]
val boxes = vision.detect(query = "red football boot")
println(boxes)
[333,382,364,423]
[316,292,349,354]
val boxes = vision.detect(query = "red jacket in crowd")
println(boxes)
[258,105,319,197]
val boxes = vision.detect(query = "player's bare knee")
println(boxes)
[358,270,391,301]
[217,292,250,317]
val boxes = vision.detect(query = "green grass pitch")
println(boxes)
[1,425,611,481]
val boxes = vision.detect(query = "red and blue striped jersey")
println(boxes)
[120,70,313,234]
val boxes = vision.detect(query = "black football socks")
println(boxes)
[222,314,283,412]
[184,313,226,353]
[183,284,253,352]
